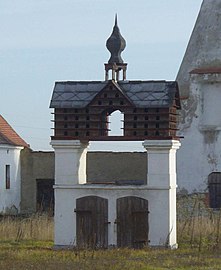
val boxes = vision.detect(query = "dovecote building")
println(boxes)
[50,16,181,249]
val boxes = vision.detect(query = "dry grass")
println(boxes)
[0,241,220,270]
[0,195,220,249]
[0,196,220,269]
[0,213,53,241]
[177,194,221,250]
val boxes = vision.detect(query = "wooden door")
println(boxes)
[75,196,108,248]
[36,179,54,213]
[208,173,221,208]
[117,196,149,248]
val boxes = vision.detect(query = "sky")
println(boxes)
[0,0,203,152]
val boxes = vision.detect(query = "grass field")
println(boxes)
[0,240,221,270]
[0,195,221,269]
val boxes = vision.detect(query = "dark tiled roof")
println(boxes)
[0,115,29,148]
[50,81,108,108]
[50,80,180,109]
[119,81,178,108]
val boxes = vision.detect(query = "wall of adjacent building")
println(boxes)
[176,0,221,193]
[0,145,23,214]
[177,73,221,193]
[87,152,147,184]
[20,149,147,213]
[20,148,55,213]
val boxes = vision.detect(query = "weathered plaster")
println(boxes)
[177,0,221,194]
[177,73,221,192]
[201,130,219,145]
[178,92,199,132]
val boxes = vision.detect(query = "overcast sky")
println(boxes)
[0,0,203,151]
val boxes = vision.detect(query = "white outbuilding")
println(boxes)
[0,115,29,214]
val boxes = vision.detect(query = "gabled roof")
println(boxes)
[119,81,179,108]
[50,80,180,109]
[0,115,29,148]
[87,80,135,107]
[50,81,108,108]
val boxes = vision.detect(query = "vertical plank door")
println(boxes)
[75,196,108,248]
[117,196,149,248]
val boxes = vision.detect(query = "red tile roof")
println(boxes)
[0,115,30,148]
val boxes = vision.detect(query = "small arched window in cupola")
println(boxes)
[108,110,124,136]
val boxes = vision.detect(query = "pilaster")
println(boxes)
[143,140,181,248]
[51,140,89,185]
[143,140,181,188]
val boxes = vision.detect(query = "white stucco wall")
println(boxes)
[52,140,180,249]
[54,186,175,247]
[177,73,221,193]
[0,144,23,213]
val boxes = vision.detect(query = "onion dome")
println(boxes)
[106,15,126,64]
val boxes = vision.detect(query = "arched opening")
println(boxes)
[108,110,124,136]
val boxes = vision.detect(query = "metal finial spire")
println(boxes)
[106,15,126,64]
[115,13,118,26]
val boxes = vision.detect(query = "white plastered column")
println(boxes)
[143,140,181,249]
[50,140,89,247]
[50,140,89,185]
